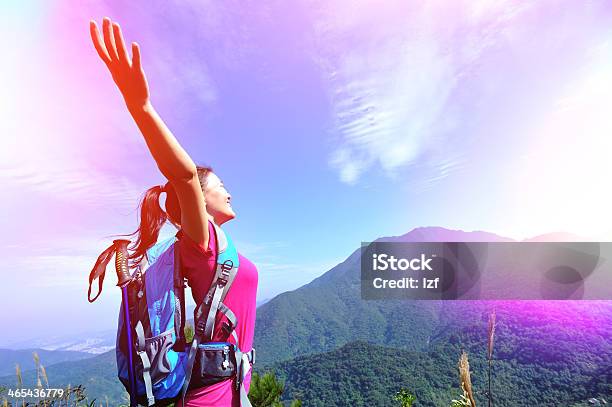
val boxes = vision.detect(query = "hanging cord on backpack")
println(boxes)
[88,239,133,302]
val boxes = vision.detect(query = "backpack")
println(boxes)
[88,223,255,406]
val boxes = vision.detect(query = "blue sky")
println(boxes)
[2,0,612,343]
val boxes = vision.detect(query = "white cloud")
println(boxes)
[0,164,144,210]
[310,0,530,185]
[255,258,343,299]
[509,39,612,240]
[234,238,343,298]
[18,254,103,288]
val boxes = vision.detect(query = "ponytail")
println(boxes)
[127,185,167,268]
[125,165,213,269]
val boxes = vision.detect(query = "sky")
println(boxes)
[2,0,612,343]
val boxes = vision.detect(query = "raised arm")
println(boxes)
[90,17,209,247]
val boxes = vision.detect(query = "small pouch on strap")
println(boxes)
[192,342,237,387]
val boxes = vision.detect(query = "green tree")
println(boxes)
[248,371,301,407]
[249,372,284,406]
[393,388,416,407]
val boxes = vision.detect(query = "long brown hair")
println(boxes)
[127,165,213,268]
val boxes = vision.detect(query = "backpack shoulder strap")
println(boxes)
[181,223,242,405]
[173,238,187,350]
[197,223,240,341]
[208,223,240,301]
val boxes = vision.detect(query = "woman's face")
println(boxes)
[204,172,235,225]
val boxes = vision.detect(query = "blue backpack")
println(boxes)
[88,223,255,406]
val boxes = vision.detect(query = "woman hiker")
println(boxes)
[89,17,258,406]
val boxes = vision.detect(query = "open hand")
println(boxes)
[90,17,150,109]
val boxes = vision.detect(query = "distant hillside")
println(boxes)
[0,349,94,376]
[0,330,117,355]
[266,338,610,407]
[0,349,127,406]
[268,341,451,406]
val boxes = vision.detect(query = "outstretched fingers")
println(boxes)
[102,17,119,62]
[131,42,141,71]
[90,20,111,65]
[112,22,130,66]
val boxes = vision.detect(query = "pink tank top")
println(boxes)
[176,220,258,407]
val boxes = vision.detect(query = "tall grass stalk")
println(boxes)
[66,383,72,406]
[40,364,49,388]
[487,310,496,407]
[33,352,42,389]
[15,364,22,388]
[458,351,476,407]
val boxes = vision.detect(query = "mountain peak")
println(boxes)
[387,226,514,243]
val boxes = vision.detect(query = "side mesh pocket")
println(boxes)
[142,329,175,385]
